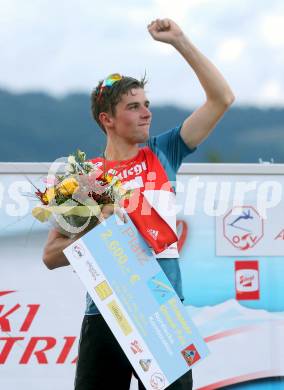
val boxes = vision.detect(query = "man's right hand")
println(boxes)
[99,204,127,224]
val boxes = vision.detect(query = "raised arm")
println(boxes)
[147,18,235,149]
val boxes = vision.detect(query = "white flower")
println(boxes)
[68,155,76,165]
[66,163,75,173]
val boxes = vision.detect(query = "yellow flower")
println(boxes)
[103,174,113,183]
[58,177,79,196]
[42,187,56,204]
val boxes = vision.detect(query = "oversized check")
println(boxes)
[64,213,208,389]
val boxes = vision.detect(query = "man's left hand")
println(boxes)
[147,18,184,45]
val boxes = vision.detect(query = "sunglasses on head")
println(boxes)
[97,73,123,101]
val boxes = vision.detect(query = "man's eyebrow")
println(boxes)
[125,100,150,107]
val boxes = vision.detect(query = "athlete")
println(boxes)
[42,18,234,389]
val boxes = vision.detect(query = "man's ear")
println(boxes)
[99,112,114,129]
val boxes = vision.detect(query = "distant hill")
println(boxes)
[1,88,283,163]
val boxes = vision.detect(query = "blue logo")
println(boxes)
[147,271,176,305]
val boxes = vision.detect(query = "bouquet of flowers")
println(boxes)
[32,150,131,237]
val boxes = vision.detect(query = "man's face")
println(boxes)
[108,88,152,143]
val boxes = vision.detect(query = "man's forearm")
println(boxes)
[172,35,234,104]
[43,231,75,270]
[42,205,123,270]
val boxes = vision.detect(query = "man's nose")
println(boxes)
[141,106,152,118]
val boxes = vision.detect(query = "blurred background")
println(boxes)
[1,0,283,163]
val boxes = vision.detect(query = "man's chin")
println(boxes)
[140,127,150,141]
[138,133,149,144]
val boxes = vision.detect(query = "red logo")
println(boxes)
[235,261,260,300]
[130,340,143,354]
[181,344,200,367]
[223,206,264,250]
[176,220,188,252]
[0,290,16,297]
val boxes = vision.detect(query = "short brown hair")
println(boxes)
[91,74,147,133]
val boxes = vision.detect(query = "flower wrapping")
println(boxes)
[31,150,132,237]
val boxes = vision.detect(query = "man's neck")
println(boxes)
[104,141,139,161]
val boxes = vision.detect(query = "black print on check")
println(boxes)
[72,243,85,258]
[150,372,165,389]
[139,359,152,372]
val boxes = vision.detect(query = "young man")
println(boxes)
[43,18,234,390]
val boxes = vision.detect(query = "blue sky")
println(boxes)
[1,0,284,107]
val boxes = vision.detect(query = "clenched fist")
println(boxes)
[147,18,184,45]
